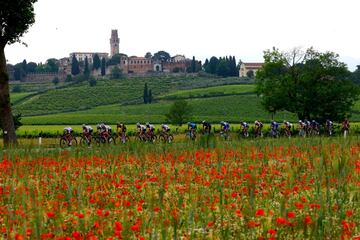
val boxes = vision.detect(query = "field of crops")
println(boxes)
[0,137,359,239]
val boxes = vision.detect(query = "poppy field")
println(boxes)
[1,138,360,239]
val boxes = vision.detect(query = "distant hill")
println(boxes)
[9,75,360,125]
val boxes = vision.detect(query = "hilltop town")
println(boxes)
[6,29,262,83]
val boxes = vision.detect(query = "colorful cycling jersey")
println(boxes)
[271,122,279,130]
[117,124,127,132]
[284,121,292,128]
[188,122,197,129]
[64,127,73,134]
[241,122,249,128]
[138,124,146,131]
[255,121,263,127]
[147,124,155,131]
[305,120,311,126]
[311,120,319,127]
[202,121,211,128]
[220,121,230,130]
[82,125,93,133]
[326,120,333,127]
[161,124,170,131]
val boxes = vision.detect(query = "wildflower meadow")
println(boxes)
[0,137,359,239]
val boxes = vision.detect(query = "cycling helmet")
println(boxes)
[161,124,164,127]
[136,122,140,127]
[202,120,205,124]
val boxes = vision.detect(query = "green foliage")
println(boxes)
[12,85,22,93]
[107,54,121,66]
[143,83,149,104]
[165,100,192,126]
[101,58,106,76]
[83,56,90,79]
[148,89,153,104]
[204,56,238,77]
[71,55,80,75]
[65,74,73,82]
[88,77,97,87]
[0,0,37,46]
[110,66,122,79]
[52,77,59,85]
[256,47,360,121]
[152,51,171,62]
[351,65,360,85]
[92,54,101,70]
[46,58,59,72]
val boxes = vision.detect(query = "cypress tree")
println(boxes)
[71,55,80,75]
[92,54,101,70]
[101,57,106,76]
[143,83,149,104]
[148,89,152,103]
[84,56,90,79]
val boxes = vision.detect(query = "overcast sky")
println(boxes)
[5,0,360,70]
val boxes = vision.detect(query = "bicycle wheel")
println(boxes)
[59,138,67,148]
[108,136,116,145]
[168,134,174,143]
[79,136,90,146]
[70,138,78,147]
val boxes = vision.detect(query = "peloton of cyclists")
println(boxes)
[270,121,279,137]
[325,119,333,136]
[161,124,171,134]
[146,122,156,138]
[82,124,93,138]
[202,120,212,134]
[342,118,350,135]
[136,123,147,137]
[220,121,230,133]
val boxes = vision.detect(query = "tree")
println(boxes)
[143,83,149,104]
[88,76,97,87]
[92,54,101,70]
[145,52,152,59]
[46,58,59,72]
[65,74,73,82]
[256,47,360,121]
[191,56,196,73]
[351,65,360,85]
[206,57,219,74]
[107,53,121,66]
[165,100,192,126]
[83,56,90,79]
[152,51,171,62]
[110,66,122,79]
[0,0,37,145]
[148,89,153,104]
[26,62,37,73]
[0,113,22,131]
[101,57,106,76]
[52,77,60,85]
[71,55,80,75]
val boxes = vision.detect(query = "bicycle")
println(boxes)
[60,133,78,148]
[269,128,280,138]
[254,128,263,138]
[186,129,196,141]
[79,133,94,146]
[240,128,249,138]
[219,131,231,141]
[114,132,130,144]
[94,131,116,145]
[136,131,157,142]
[159,132,174,143]
[342,127,349,138]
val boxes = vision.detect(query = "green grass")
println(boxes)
[13,76,247,116]
[159,84,256,99]
[10,92,35,104]
[21,95,296,125]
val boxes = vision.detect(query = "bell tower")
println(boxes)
[110,29,120,57]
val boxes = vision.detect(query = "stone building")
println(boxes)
[69,52,109,64]
[110,29,120,57]
[239,62,263,77]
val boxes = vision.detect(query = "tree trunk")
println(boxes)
[0,46,17,146]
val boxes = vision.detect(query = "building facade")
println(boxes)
[239,62,263,77]
[70,52,109,64]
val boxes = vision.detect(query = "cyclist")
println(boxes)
[283,120,292,137]
[240,121,249,137]
[116,122,127,135]
[146,122,156,138]
[342,118,350,134]
[304,119,311,135]
[82,124,93,139]
[270,121,279,137]
[254,120,263,137]
[97,123,112,139]
[311,120,320,135]
[298,120,306,137]
[161,124,171,134]
[325,119,333,136]
[136,123,147,138]
[116,122,127,142]
[63,126,74,146]
[202,120,212,134]
[220,121,230,133]
[187,122,197,139]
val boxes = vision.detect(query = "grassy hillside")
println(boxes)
[21,95,297,125]
[14,76,248,116]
